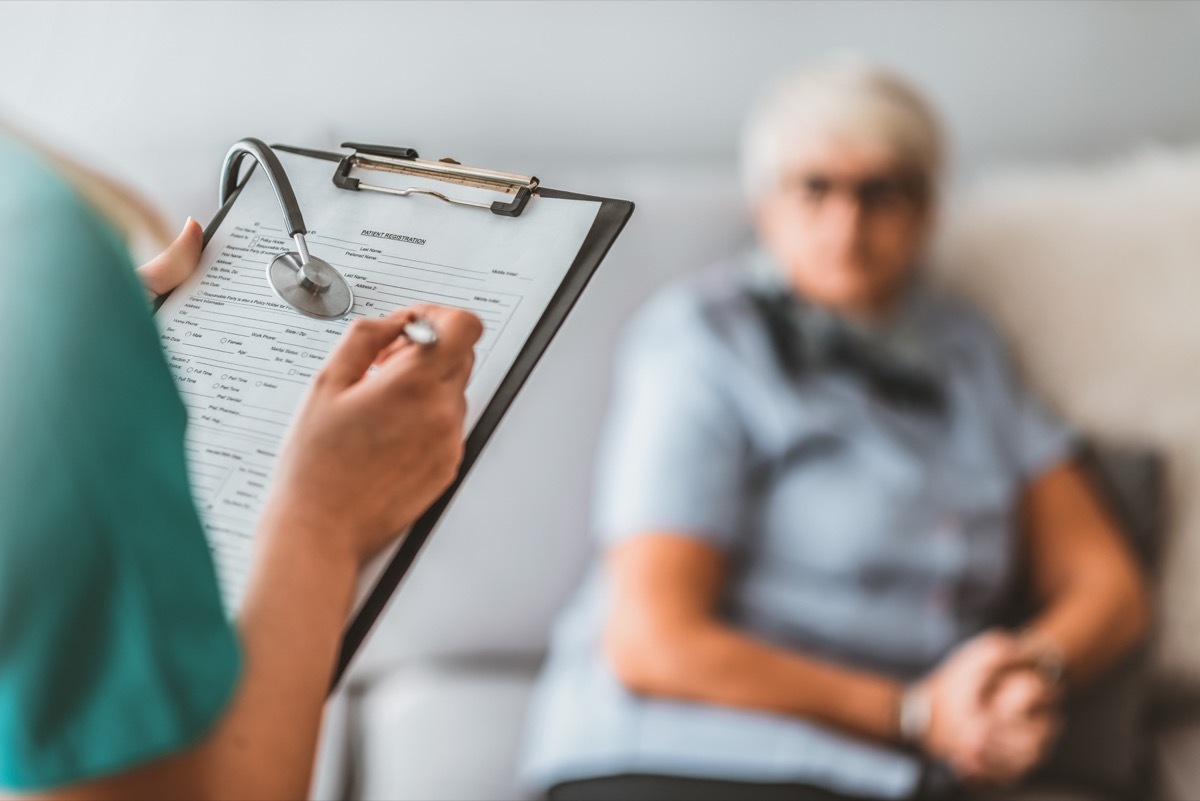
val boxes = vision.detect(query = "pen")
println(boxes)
[403,317,439,346]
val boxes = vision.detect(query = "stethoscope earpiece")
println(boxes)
[220,138,354,320]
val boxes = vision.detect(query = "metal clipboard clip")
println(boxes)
[332,142,539,217]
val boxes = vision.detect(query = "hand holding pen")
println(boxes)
[269,305,483,564]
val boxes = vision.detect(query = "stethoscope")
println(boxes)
[219,138,355,320]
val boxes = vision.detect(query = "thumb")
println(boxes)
[319,312,419,390]
[955,632,1022,705]
[137,217,203,297]
[978,652,1033,707]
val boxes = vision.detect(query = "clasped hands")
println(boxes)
[913,629,1062,788]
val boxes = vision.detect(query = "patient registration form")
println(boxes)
[156,150,600,612]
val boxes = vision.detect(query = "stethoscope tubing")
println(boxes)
[219,138,354,319]
[220,138,308,238]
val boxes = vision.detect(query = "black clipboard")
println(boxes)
[178,142,633,690]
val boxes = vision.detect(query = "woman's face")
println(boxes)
[753,138,932,319]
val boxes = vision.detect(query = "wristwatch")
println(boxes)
[1020,634,1068,688]
[898,682,932,746]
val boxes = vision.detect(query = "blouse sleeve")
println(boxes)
[964,301,1079,482]
[0,137,241,790]
[592,290,750,552]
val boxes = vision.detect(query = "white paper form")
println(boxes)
[156,150,600,612]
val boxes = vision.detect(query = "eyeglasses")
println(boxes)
[783,172,926,214]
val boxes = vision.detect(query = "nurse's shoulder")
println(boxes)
[0,134,140,316]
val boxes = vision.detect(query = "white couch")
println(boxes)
[301,147,1200,801]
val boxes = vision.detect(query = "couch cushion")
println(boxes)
[1076,442,1165,571]
[348,661,540,801]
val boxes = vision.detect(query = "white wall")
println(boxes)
[3,0,1200,223]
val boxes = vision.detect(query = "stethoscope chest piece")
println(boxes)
[267,252,354,320]
[222,137,356,321]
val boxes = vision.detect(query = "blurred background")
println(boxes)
[5,1,1200,217]
[6,2,1200,799]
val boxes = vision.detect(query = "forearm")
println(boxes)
[1018,462,1154,689]
[608,619,903,743]
[1023,556,1151,687]
[196,510,359,799]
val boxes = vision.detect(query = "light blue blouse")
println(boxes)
[520,256,1075,798]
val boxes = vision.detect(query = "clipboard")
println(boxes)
[169,142,633,690]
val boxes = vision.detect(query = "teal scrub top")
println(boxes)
[0,134,241,790]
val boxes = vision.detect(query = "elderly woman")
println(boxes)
[520,62,1150,801]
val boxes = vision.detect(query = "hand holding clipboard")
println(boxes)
[156,141,632,687]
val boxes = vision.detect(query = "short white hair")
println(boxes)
[740,58,946,203]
